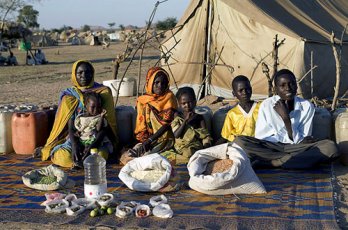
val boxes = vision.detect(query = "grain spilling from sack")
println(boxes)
[204,159,233,175]
[130,170,165,183]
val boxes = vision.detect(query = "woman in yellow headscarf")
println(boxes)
[40,60,118,168]
[129,67,178,161]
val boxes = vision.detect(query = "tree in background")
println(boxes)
[51,25,72,34]
[119,24,125,31]
[81,24,90,32]
[17,5,39,28]
[0,0,41,40]
[155,17,177,30]
[108,22,115,30]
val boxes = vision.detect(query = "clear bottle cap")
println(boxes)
[90,148,98,154]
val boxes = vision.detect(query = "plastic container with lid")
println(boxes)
[115,106,136,145]
[334,109,348,165]
[83,148,107,199]
[0,112,14,154]
[194,106,213,135]
[212,105,235,141]
[11,111,48,155]
[312,107,332,140]
[103,78,135,97]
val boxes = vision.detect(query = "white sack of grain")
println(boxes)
[118,153,172,192]
[188,143,266,195]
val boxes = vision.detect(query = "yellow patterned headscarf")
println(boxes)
[71,60,95,90]
[137,67,175,111]
[135,67,178,142]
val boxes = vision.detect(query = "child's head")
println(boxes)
[232,75,252,103]
[84,92,102,116]
[273,69,297,101]
[176,87,196,113]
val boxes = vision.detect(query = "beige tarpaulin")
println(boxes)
[161,0,348,99]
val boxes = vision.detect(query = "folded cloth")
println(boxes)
[22,165,75,191]
[187,143,266,195]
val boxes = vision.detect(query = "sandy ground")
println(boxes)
[0,43,347,229]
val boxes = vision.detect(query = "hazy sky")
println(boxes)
[30,0,190,29]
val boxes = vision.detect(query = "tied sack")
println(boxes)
[187,143,266,195]
[118,153,172,192]
[22,165,74,191]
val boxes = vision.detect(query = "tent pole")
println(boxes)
[310,51,314,98]
[203,0,213,98]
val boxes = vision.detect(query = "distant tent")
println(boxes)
[67,35,84,45]
[89,35,101,46]
[161,0,348,99]
[59,31,68,41]
[50,32,60,41]
[107,32,120,41]
[31,33,58,47]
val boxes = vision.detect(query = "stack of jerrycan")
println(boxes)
[333,108,348,165]
[11,104,49,155]
[312,107,332,140]
[212,105,236,142]
[115,106,136,146]
[0,105,17,154]
[194,106,213,135]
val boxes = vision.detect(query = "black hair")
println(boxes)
[273,69,296,85]
[176,87,196,101]
[231,75,250,90]
[84,92,102,106]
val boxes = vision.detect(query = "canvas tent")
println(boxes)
[161,0,348,99]
[67,34,84,45]
[31,33,57,47]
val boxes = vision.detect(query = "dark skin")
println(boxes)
[232,80,254,113]
[69,64,117,167]
[216,80,254,144]
[174,93,210,148]
[274,74,316,143]
[69,98,108,167]
[76,63,93,87]
[132,73,173,155]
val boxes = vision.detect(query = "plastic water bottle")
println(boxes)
[83,148,107,199]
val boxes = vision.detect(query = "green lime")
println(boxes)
[107,207,114,215]
[101,206,108,211]
[90,210,98,217]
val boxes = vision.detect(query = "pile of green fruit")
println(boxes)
[90,206,115,217]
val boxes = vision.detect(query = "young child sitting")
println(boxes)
[163,87,211,164]
[219,75,261,143]
[69,92,114,169]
